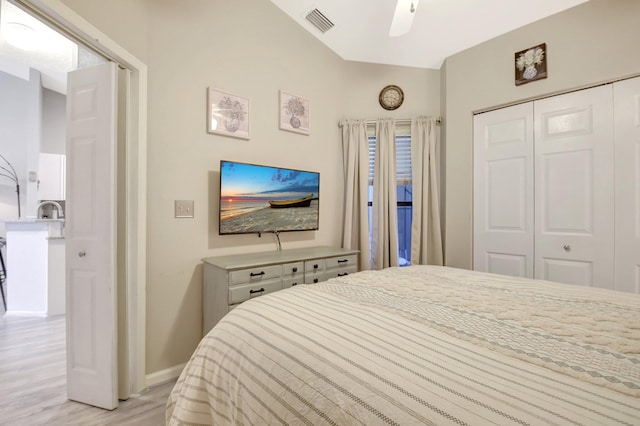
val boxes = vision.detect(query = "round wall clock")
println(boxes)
[379,85,404,110]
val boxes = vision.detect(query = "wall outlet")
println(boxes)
[175,200,194,218]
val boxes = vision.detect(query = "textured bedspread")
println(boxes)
[167,266,640,425]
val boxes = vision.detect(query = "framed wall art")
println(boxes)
[515,43,547,86]
[279,90,310,135]
[207,87,250,140]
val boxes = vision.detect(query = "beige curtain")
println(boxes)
[371,119,399,269]
[410,116,443,265]
[340,120,371,271]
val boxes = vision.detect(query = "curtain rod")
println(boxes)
[366,117,441,125]
[339,117,442,127]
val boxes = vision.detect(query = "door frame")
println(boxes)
[15,0,148,394]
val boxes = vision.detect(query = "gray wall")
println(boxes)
[0,71,66,225]
[41,89,66,155]
[0,71,29,222]
[442,0,640,269]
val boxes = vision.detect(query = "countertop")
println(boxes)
[4,218,65,223]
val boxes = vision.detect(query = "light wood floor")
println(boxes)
[0,310,175,425]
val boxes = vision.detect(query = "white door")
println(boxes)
[473,103,534,278]
[534,85,614,288]
[614,76,640,293]
[66,62,118,409]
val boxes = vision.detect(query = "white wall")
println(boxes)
[59,0,439,374]
[442,0,640,269]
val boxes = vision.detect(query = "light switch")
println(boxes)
[175,200,194,218]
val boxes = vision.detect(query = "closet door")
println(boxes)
[614,76,640,293]
[473,103,534,278]
[534,85,614,288]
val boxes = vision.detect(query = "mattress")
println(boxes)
[166,265,640,425]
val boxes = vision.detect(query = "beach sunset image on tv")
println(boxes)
[219,160,320,234]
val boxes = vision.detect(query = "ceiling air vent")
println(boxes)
[305,8,334,34]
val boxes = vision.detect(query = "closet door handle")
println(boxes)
[563,244,571,252]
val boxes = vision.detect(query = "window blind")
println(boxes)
[368,134,412,185]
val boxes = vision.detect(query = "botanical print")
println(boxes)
[279,91,310,135]
[515,43,547,86]
[207,88,250,139]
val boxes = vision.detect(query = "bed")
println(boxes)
[166,265,640,425]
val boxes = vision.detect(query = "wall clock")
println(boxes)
[379,85,404,110]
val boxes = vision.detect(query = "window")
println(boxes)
[367,132,412,266]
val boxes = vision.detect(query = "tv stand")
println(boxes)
[201,246,359,335]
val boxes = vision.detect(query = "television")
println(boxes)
[219,160,320,235]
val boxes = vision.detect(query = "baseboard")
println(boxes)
[145,362,186,388]
[4,310,47,317]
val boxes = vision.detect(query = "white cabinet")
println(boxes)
[473,77,639,293]
[38,153,66,200]
[4,219,66,316]
[202,246,359,335]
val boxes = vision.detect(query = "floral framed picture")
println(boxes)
[207,88,250,140]
[279,90,310,135]
[515,43,547,86]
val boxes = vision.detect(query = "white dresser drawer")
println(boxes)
[305,259,324,273]
[229,264,282,286]
[229,278,282,305]
[282,276,303,288]
[325,254,358,270]
[325,266,358,280]
[304,259,325,284]
[282,261,304,279]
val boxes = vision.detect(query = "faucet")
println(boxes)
[37,201,64,219]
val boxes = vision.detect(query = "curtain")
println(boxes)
[340,120,371,271]
[410,116,443,265]
[371,119,399,269]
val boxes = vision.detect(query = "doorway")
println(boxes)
[0,0,148,404]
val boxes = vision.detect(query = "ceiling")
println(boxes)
[0,0,77,93]
[0,0,590,93]
[270,0,589,69]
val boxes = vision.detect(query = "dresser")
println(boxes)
[202,246,359,335]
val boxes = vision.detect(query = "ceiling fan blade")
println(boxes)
[389,0,419,37]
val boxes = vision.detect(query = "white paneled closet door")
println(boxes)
[473,103,534,278]
[533,85,614,288]
[614,76,640,293]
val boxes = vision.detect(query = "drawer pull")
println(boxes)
[337,259,348,263]
[250,271,265,277]
[313,264,319,269]
[292,282,298,286]
[313,278,319,283]
[292,267,298,273]
[337,272,349,277]
[250,288,265,295]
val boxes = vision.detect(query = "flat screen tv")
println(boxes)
[219,160,320,235]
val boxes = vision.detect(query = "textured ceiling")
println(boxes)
[0,0,76,93]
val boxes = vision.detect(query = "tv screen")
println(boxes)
[219,160,320,235]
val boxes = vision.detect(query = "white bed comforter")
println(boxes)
[166,266,640,425]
